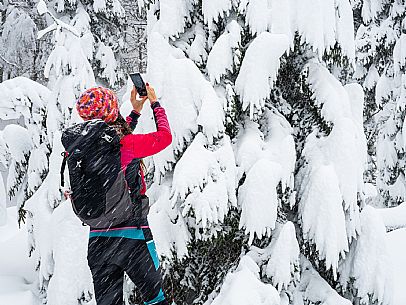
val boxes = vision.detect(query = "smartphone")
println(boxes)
[129,73,147,97]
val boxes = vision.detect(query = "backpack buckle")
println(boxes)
[101,133,113,143]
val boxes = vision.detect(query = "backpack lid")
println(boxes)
[61,119,118,154]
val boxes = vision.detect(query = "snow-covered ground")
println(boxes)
[1,205,405,305]
[0,207,38,305]
[387,228,406,305]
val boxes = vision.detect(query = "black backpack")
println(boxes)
[60,119,143,228]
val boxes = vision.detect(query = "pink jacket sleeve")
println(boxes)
[120,102,172,158]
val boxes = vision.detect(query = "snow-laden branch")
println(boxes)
[36,0,80,39]
[376,203,406,231]
[235,32,289,119]
[0,76,50,121]
[0,53,20,68]
[236,110,296,244]
[207,20,241,83]
[339,206,393,304]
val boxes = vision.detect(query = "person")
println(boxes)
[75,84,172,305]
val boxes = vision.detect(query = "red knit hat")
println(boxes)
[76,86,119,123]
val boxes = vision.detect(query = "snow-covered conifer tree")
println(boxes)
[0,0,53,83]
[0,2,97,304]
[355,0,406,207]
[0,5,36,80]
[0,0,134,303]
[0,77,50,224]
[356,0,405,206]
[0,0,400,304]
[51,0,127,87]
[135,1,394,304]
[120,0,148,73]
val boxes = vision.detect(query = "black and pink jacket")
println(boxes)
[89,102,171,236]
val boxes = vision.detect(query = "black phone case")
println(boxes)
[130,73,147,97]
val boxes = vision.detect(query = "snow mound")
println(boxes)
[306,63,366,212]
[46,203,94,305]
[361,0,384,23]
[209,255,280,305]
[171,133,217,201]
[386,228,406,305]
[377,203,406,230]
[0,207,36,279]
[238,0,354,62]
[0,207,38,305]
[25,183,95,305]
[241,0,271,35]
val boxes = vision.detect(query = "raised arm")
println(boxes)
[126,110,140,131]
[121,101,172,158]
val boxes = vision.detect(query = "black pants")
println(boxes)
[87,228,168,305]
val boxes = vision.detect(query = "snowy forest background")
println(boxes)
[1,0,406,304]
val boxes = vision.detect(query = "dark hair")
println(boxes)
[112,113,133,136]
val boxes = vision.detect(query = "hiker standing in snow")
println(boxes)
[62,84,171,305]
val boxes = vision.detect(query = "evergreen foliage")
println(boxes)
[0,0,403,305]
[355,0,406,207]
[133,0,392,304]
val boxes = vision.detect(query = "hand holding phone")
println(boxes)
[145,85,158,104]
[130,87,148,113]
